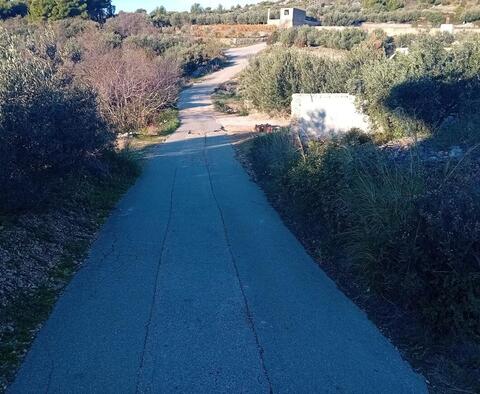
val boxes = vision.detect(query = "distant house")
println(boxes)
[267,7,319,28]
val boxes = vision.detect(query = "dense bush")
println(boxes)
[239,47,348,113]
[161,37,224,76]
[269,26,367,50]
[360,35,480,139]
[149,6,270,26]
[0,0,27,20]
[249,129,480,338]
[0,13,224,135]
[312,7,445,26]
[242,35,480,141]
[28,0,114,21]
[104,11,156,38]
[104,14,224,76]
[461,7,480,23]
[239,43,382,114]
[77,44,180,133]
[0,30,113,210]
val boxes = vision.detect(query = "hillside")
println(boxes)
[149,0,480,28]
[2,0,480,26]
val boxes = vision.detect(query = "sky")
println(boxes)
[112,0,260,12]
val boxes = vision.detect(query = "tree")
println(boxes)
[151,6,169,27]
[190,3,203,14]
[152,5,166,15]
[86,0,114,22]
[0,0,28,20]
[51,0,88,19]
[29,0,113,21]
[29,0,56,20]
[362,0,385,9]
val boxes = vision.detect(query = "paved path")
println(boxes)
[9,45,427,394]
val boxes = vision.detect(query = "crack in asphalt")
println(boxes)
[202,134,274,394]
[44,360,54,394]
[134,166,178,394]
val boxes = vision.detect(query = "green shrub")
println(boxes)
[0,29,113,211]
[0,0,27,20]
[162,38,224,75]
[155,108,179,136]
[461,7,480,23]
[243,35,480,140]
[249,129,480,339]
[124,33,182,56]
[422,10,445,26]
[239,47,355,113]
[270,27,368,51]
[250,129,300,183]
[360,35,480,139]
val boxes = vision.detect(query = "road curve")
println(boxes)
[9,44,427,394]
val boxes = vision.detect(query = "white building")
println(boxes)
[267,8,319,28]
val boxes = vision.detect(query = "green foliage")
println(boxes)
[461,7,480,23]
[250,129,301,183]
[0,0,28,20]
[28,0,112,21]
[155,108,179,136]
[248,129,480,339]
[243,35,480,142]
[239,44,381,114]
[315,7,445,26]
[86,0,114,21]
[125,32,224,76]
[270,26,367,50]
[0,29,113,210]
[362,0,405,11]
[360,35,480,139]
[147,5,269,27]
[240,47,350,113]
[190,3,203,14]
[29,0,87,20]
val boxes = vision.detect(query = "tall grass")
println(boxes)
[248,129,480,339]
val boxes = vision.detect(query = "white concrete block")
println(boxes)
[291,93,370,140]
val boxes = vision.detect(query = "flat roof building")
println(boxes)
[267,7,319,28]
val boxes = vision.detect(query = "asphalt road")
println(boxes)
[9,44,427,394]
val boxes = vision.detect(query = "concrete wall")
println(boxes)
[291,93,370,140]
[291,8,306,27]
[267,19,280,26]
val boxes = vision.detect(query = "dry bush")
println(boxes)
[77,44,180,133]
[104,11,155,38]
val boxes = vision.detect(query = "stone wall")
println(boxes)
[291,93,370,140]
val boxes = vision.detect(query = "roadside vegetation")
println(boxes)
[212,81,250,116]
[268,26,368,50]
[241,33,480,141]
[240,32,480,393]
